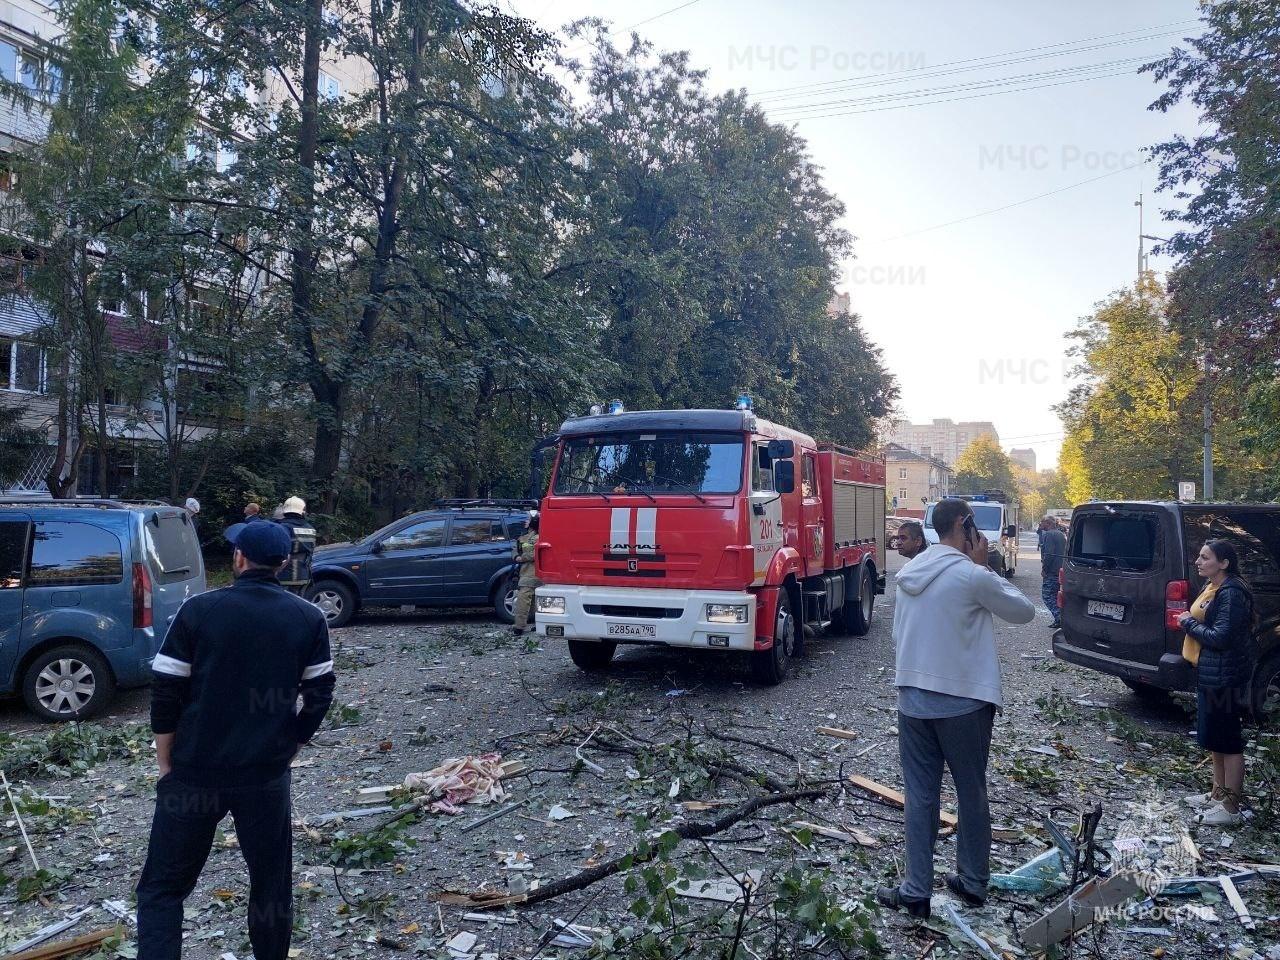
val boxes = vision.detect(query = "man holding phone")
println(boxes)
[878,498,1035,919]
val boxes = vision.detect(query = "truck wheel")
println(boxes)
[1249,654,1280,725]
[568,640,616,671]
[493,575,518,624]
[844,567,874,637]
[752,591,795,685]
[23,644,116,722]
[307,579,357,628]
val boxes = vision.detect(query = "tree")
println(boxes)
[1055,282,1201,502]
[7,0,197,496]
[565,28,895,447]
[953,435,1015,495]
[1144,2,1280,369]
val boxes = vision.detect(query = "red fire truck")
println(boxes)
[532,403,886,683]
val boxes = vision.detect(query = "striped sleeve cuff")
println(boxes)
[302,659,334,681]
[152,653,192,677]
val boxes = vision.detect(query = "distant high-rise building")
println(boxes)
[888,418,1000,467]
[1009,447,1037,472]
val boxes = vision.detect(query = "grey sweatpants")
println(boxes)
[897,705,995,901]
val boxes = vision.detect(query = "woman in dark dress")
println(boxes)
[1178,539,1254,827]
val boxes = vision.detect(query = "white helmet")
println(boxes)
[184,497,201,513]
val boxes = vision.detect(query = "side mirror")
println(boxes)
[370,541,385,554]
[1004,525,1017,538]
[767,438,794,460]
[775,460,796,494]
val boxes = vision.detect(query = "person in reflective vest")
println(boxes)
[275,496,316,596]
[512,512,540,635]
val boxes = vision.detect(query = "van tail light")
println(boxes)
[1165,579,1189,631]
[133,562,153,629]
[1057,568,1064,611]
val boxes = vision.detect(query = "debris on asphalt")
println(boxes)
[674,869,762,903]
[1019,871,1142,949]
[402,754,511,814]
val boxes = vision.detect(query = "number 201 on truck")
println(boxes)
[533,403,886,684]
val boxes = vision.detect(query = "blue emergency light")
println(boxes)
[735,394,753,411]
[608,399,625,414]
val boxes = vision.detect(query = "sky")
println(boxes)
[507,0,1205,469]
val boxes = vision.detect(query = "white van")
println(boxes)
[922,495,1019,578]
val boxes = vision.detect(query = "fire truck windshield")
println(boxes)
[554,432,744,496]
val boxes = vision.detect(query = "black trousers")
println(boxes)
[136,772,293,960]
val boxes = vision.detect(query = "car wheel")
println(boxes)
[752,589,795,685]
[22,644,116,722]
[307,579,356,628]
[1122,678,1170,702]
[1250,655,1280,725]
[844,567,874,637]
[493,575,518,624]
[568,639,616,671]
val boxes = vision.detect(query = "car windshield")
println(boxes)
[1071,512,1158,571]
[555,432,744,496]
[924,503,1003,531]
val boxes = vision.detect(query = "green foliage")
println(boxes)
[0,723,151,779]
[1034,689,1081,726]
[0,406,45,487]
[15,867,73,902]
[953,435,1016,496]
[327,818,417,869]
[1056,283,1200,503]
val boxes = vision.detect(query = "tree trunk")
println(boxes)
[292,0,326,505]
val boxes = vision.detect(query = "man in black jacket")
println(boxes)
[1039,518,1067,629]
[136,521,335,960]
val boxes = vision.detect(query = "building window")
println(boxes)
[319,70,341,100]
[920,445,930,457]
[898,467,908,480]
[1,337,46,393]
[898,488,908,500]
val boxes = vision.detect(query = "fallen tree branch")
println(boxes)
[439,788,825,911]
[703,724,799,763]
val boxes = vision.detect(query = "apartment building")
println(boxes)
[0,0,372,493]
[1009,447,1036,472]
[884,442,952,517]
[888,417,1000,467]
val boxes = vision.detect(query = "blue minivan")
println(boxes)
[0,499,206,721]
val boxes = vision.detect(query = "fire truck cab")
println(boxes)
[533,405,886,684]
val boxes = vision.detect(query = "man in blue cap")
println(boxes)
[136,521,336,960]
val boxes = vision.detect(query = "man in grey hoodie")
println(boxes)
[877,498,1035,919]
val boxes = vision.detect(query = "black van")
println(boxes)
[1052,501,1280,720]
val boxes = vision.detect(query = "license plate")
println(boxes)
[607,622,656,638]
[1087,600,1125,622]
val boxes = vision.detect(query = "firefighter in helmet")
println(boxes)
[512,511,541,635]
[275,496,317,596]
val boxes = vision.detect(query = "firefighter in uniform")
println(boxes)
[275,496,316,597]
[512,512,540,635]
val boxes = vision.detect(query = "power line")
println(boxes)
[628,0,706,31]
[786,68,1140,122]
[752,33,1182,106]
[747,19,1198,99]
[880,161,1150,241]
[766,56,1152,117]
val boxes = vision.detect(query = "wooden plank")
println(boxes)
[1019,872,1141,950]
[789,820,879,848]
[816,726,859,741]
[847,774,958,828]
[5,927,122,960]
[1220,874,1255,930]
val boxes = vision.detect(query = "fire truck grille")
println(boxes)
[583,604,683,619]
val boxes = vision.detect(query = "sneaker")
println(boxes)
[1049,620,1062,630]
[945,873,986,907]
[1197,801,1243,827]
[875,886,931,920]
[1183,789,1220,810]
